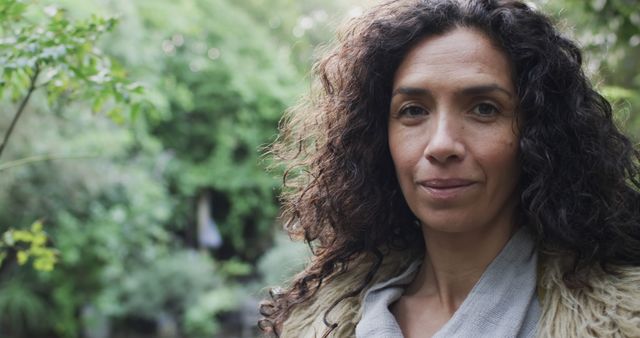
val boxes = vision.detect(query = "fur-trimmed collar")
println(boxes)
[282,250,640,338]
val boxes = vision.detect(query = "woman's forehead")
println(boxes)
[393,27,514,95]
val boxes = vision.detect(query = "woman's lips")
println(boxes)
[418,179,476,200]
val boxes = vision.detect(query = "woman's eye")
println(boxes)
[472,103,500,117]
[399,105,427,118]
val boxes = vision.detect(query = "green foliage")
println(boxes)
[0,0,311,335]
[0,0,155,286]
[258,233,310,286]
[143,0,302,259]
[0,1,143,125]
[233,0,375,71]
[0,1,177,336]
[184,287,239,337]
[0,279,50,336]
[101,250,229,317]
[219,257,253,278]
[540,0,640,137]
[0,220,57,271]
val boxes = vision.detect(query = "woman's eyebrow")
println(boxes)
[391,87,431,97]
[391,84,513,98]
[460,84,513,98]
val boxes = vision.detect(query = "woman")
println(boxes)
[260,0,640,337]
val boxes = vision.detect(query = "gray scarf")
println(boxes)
[356,227,541,338]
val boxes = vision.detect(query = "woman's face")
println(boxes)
[388,27,520,235]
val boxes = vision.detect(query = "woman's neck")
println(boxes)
[405,223,517,314]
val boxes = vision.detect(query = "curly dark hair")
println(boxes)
[259,0,640,336]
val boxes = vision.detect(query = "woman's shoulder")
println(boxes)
[282,247,420,338]
[282,250,640,338]
[537,255,640,338]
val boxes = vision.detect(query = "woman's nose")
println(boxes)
[423,116,466,163]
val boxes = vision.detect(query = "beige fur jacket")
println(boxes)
[281,249,640,338]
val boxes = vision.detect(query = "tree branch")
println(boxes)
[0,247,17,279]
[0,155,100,171]
[0,65,41,161]
[0,154,98,171]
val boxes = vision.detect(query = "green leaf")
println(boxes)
[17,251,29,265]
[31,220,43,233]
[106,106,125,124]
[130,102,141,121]
[91,93,106,112]
[2,232,14,246]
[602,85,635,101]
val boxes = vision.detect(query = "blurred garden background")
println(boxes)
[0,0,638,337]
